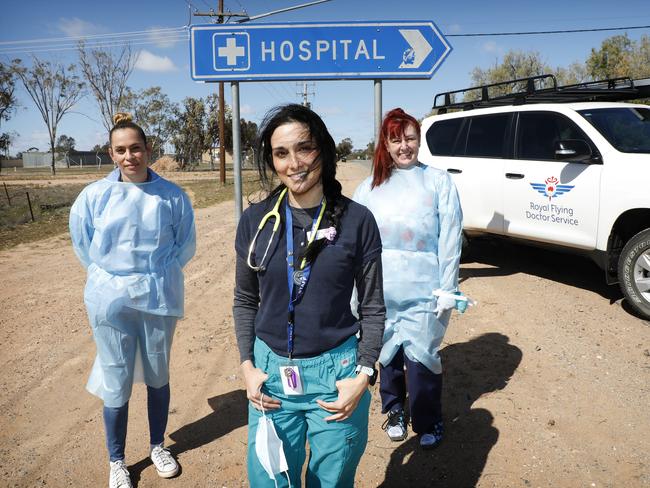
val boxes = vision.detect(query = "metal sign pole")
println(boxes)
[231,81,243,219]
[374,79,382,145]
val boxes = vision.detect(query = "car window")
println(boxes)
[578,107,650,153]
[464,114,509,158]
[425,118,464,156]
[516,112,588,160]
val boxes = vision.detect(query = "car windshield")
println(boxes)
[578,107,650,153]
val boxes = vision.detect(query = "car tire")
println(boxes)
[618,228,650,320]
[460,232,472,262]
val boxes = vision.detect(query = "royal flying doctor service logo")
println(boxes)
[530,176,574,201]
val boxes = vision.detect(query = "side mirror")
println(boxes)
[554,139,592,162]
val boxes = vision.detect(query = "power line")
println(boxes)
[259,83,285,105]
[0,35,188,55]
[447,24,650,37]
[0,26,186,46]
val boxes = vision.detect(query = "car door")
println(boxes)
[423,113,511,234]
[502,110,601,249]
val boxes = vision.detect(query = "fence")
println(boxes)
[22,151,112,168]
[3,182,36,222]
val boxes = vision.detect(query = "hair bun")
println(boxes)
[113,112,133,125]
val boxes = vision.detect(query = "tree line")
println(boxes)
[0,44,259,175]
[1,34,649,174]
[435,34,650,112]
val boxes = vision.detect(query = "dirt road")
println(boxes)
[1,162,648,487]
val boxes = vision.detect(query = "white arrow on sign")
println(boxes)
[398,29,433,69]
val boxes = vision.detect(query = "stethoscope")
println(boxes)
[246,187,326,272]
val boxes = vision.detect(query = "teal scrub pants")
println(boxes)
[248,336,371,487]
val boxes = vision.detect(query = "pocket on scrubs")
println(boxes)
[326,350,357,390]
[333,432,366,487]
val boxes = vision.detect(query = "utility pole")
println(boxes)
[218,0,226,185]
[193,3,248,185]
[297,82,315,108]
[191,0,334,219]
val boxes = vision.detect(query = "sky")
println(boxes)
[1,0,650,154]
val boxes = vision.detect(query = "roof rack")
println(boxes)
[433,74,650,113]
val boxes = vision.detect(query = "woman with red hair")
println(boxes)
[353,108,463,449]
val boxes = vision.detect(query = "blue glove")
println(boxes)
[454,292,468,314]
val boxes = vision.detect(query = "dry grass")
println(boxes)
[0,183,87,250]
[0,171,262,251]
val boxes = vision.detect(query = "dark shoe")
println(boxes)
[419,421,444,450]
[382,409,408,441]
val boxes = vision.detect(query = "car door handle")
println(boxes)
[505,173,525,179]
[447,168,462,174]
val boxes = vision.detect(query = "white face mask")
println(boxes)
[255,409,290,484]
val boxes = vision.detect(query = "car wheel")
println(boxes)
[460,232,472,262]
[618,228,650,320]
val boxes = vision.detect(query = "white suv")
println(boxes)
[419,76,650,319]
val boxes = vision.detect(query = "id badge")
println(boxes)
[279,365,303,395]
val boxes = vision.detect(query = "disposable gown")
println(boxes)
[70,168,196,406]
[353,163,462,374]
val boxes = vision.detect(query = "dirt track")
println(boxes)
[1,162,649,487]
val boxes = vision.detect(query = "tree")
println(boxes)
[78,43,135,132]
[336,137,353,159]
[56,134,76,167]
[92,143,110,152]
[14,57,85,175]
[587,35,634,80]
[205,93,221,170]
[170,97,206,170]
[469,50,555,99]
[0,132,12,159]
[223,115,258,163]
[0,60,19,127]
[0,60,21,173]
[366,140,375,158]
[131,86,175,159]
[586,34,650,80]
[56,134,76,153]
[635,35,650,78]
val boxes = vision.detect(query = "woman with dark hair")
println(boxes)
[70,113,196,488]
[353,108,463,450]
[233,103,386,486]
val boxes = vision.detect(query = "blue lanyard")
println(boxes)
[285,199,324,358]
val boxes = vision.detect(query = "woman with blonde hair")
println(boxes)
[70,113,196,487]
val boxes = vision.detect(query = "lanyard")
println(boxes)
[285,197,326,358]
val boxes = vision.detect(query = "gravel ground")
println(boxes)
[1,162,648,487]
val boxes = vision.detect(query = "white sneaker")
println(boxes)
[150,444,179,478]
[109,460,132,488]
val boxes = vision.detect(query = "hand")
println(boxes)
[241,360,281,411]
[316,374,369,422]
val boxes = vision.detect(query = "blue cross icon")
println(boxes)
[212,32,250,71]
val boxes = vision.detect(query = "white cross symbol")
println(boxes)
[218,37,246,66]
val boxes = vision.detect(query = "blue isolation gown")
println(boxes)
[353,163,462,374]
[70,168,196,406]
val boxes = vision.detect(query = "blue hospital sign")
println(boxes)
[190,21,452,81]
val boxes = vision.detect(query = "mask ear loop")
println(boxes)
[258,386,266,416]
